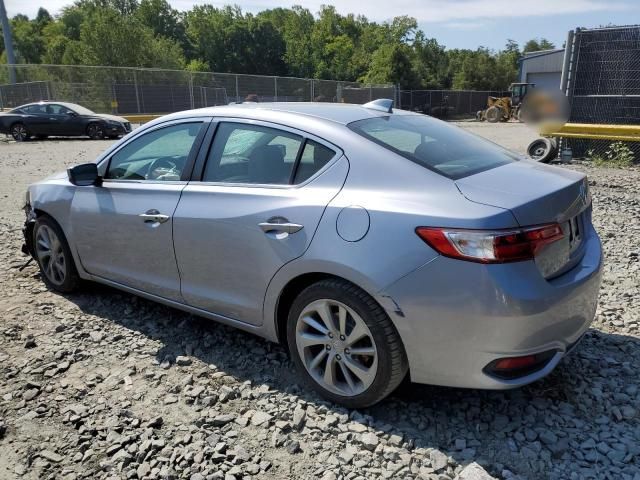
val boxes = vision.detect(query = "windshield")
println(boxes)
[65,103,95,115]
[348,115,520,180]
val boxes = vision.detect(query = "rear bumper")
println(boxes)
[380,224,603,389]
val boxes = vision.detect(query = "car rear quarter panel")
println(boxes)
[263,132,520,338]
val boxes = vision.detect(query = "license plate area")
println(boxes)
[567,214,582,253]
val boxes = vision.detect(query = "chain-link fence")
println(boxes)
[0,64,396,115]
[564,25,640,162]
[399,89,509,119]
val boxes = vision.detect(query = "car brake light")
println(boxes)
[415,223,564,263]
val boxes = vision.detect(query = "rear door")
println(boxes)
[22,104,51,135]
[173,119,347,325]
[71,119,209,301]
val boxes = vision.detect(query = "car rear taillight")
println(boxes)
[415,224,564,263]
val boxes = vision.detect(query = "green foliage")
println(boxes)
[589,142,635,167]
[185,59,210,72]
[185,5,286,75]
[523,38,556,53]
[1,3,547,90]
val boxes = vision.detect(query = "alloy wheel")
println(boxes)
[87,124,103,139]
[35,224,66,286]
[295,299,378,396]
[11,124,28,142]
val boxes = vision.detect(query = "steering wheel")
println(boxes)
[147,156,180,180]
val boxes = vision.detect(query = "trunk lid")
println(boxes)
[455,161,589,226]
[455,161,592,278]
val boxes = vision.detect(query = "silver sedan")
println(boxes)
[22,101,602,407]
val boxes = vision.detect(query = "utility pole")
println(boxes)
[0,0,17,84]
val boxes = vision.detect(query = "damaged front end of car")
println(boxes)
[22,190,37,259]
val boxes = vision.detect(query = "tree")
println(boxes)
[11,14,46,63]
[364,43,418,87]
[136,0,185,42]
[413,33,449,88]
[77,7,184,68]
[523,38,555,53]
[495,39,521,88]
[257,7,315,77]
[2,3,530,91]
[185,6,285,75]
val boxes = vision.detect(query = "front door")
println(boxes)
[173,120,347,325]
[49,104,85,136]
[71,120,207,301]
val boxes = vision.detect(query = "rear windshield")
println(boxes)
[348,115,519,179]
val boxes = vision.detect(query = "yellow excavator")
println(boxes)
[476,83,535,123]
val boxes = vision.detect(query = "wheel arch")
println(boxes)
[271,269,395,351]
[29,203,89,279]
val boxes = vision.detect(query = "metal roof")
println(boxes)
[521,48,565,60]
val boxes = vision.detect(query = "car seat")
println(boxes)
[248,145,288,184]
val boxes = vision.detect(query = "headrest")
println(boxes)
[249,145,287,184]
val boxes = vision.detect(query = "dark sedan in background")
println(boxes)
[0,101,132,141]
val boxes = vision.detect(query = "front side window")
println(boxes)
[348,115,519,180]
[204,123,304,185]
[105,122,202,181]
[47,104,73,115]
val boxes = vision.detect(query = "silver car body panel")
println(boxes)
[174,156,349,325]
[25,103,603,390]
[71,181,186,301]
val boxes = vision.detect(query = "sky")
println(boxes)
[5,0,640,50]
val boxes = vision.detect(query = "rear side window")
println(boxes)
[294,140,335,183]
[204,123,303,185]
[348,115,519,180]
[203,122,337,185]
[24,105,47,114]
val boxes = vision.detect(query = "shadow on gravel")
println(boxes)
[63,281,640,479]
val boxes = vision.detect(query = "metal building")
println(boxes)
[518,49,565,91]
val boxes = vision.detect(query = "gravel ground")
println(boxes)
[0,123,639,480]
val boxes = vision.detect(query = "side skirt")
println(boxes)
[86,274,279,343]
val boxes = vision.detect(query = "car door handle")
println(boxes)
[259,221,304,234]
[139,210,170,224]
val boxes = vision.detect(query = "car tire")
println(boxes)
[87,123,105,140]
[527,138,559,163]
[485,106,502,123]
[11,123,30,142]
[32,215,80,293]
[286,279,408,408]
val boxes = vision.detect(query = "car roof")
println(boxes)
[17,101,83,110]
[176,102,418,125]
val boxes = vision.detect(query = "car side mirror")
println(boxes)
[67,111,77,117]
[68,163,101,186]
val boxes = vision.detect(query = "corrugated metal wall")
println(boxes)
[519,49,564,89]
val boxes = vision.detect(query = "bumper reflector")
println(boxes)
[484,350,557,380]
